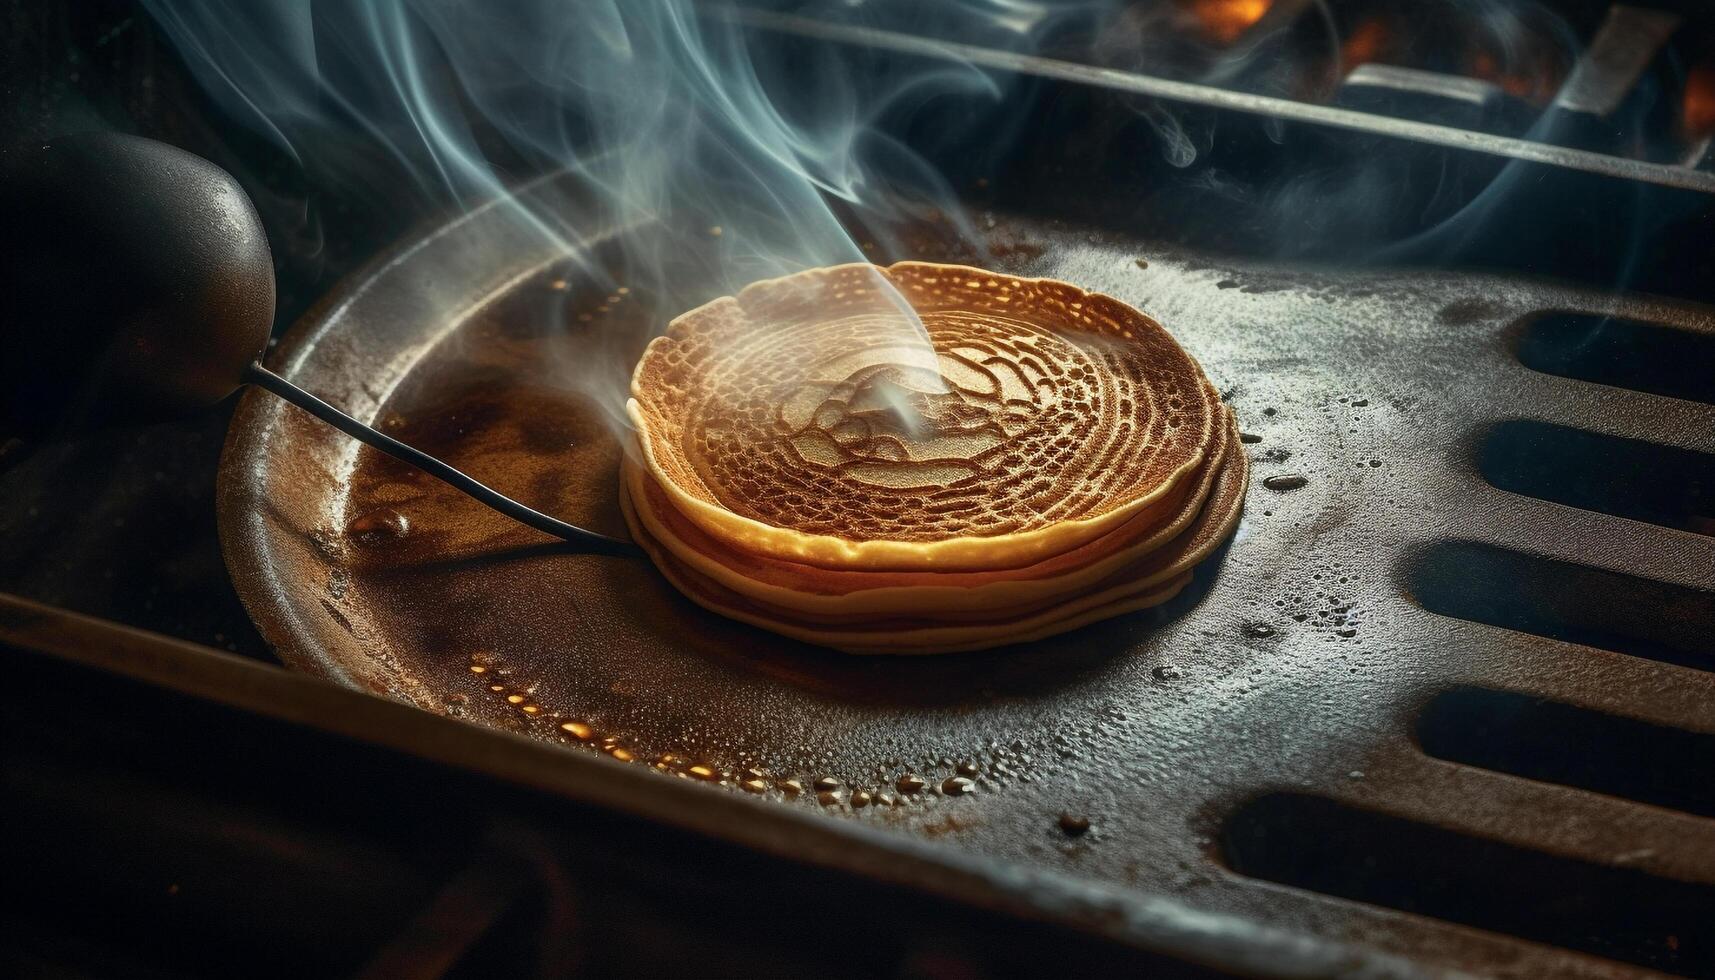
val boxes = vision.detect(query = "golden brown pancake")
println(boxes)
[622,261,1247,654]
[627,506,1194,655]
[628,261,1221,571]
[621,408,1237,618]
[620,417,1246,652]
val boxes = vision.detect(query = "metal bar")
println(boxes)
[729,9,1715,194]
[1342,65,1501,108]
[1554,5,1681,117]
[0,592,1416,980]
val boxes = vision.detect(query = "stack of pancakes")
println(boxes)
[622,261,1247,654]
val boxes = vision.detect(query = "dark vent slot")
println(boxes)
[1516,312,1715,404]
[1417,688,1715,817]
[1479,420,1715,536]
[1221,793,1715,976]
[1406,541,1714,673]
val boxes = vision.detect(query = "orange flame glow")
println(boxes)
[1339,19,1387,70]
[1187,0,1273,45]
[1686,63,1715,140]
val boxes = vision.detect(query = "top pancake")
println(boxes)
[627,261,1219,571]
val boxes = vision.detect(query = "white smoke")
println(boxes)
[140,2,1108,425]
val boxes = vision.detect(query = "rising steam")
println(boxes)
[139,0,1089,431]
[141,0,1633,402]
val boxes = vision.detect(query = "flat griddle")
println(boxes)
[218,171,1715,977]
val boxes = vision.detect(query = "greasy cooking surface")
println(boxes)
[220,177,1715,977]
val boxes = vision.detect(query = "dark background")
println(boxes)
[0,0,432,661]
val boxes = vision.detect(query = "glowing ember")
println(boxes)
[1187,0,1272,44]
[1467,50,1562,107]
[1339,20,1388,71]
[1686,63,1715,140]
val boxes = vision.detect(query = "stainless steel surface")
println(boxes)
[1343,65,1503,108]
[220,169,1715,977]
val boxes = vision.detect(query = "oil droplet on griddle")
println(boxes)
[688,764,720,781]
[741,778,769,793]
[896,774,927,794]
[347,507,410,545]
[851,790,873,808]
[780,779,804,796]
[956,761,980,777]
[559,721,593,741]
[1058,813,1092,836]
[942,777,975,796]
[814,776,842,792]
[817,790,843,807]
[1262,474,1309,492]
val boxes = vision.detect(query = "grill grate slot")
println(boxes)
[1406,541,1714,672]
[1516,312,1715,404]
[1221,793,1715,976]
[1479,420,1715,535]
[1417,687,1715,817]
